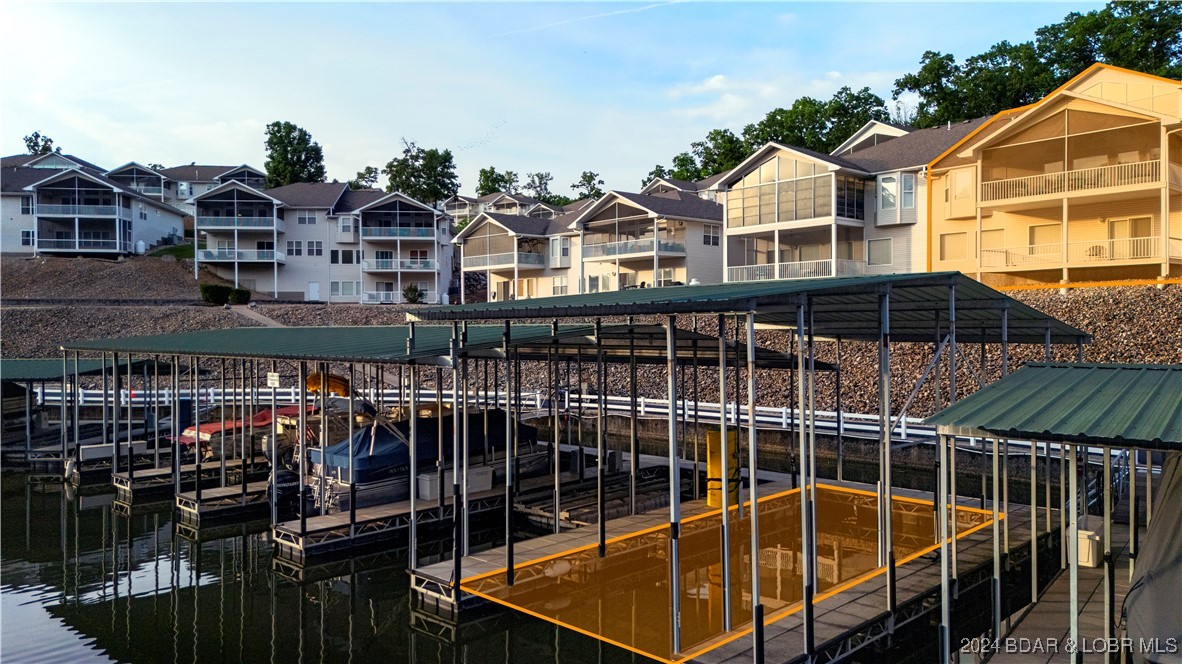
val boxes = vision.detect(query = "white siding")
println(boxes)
[1,193,36,255]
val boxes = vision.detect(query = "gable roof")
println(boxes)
[1,166,56,194]
[563,198,593,212]
[455,212,553,243]
[216,164,266,179]
[335,188,388,213]
[264,182,349,209]
[830,119,913,156]
[842,116,992,173]
[721,142,868,188]
[189,179,282,204]
[105,161,165,178]
[574,190,723,226]
[15,166,186,215]
[156,165,242,182]
[354,191,437,214]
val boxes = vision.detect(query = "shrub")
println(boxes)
[199,283,233,305]
[228,288,252,304]
[402,284,426,304]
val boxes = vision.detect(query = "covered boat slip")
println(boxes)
[927,363,1181,664]
[56,321,802,558]
[404,272,1091,663]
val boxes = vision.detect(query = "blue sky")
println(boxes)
[1,2,1101,197]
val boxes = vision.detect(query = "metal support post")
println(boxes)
[665,316,682,656]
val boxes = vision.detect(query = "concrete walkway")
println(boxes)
[229,305,285,327]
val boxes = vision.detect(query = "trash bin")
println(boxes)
[1077,515,1103,567]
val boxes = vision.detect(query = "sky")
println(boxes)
[0,2,1103,198]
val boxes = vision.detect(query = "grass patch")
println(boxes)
[150,244,194,259]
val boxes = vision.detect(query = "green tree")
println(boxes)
[383,139,460,206]
[570,170,605,200]
[825,87,891,150]
[147,162,167,172]
[523,171,553,201]
[348,166,379,190]
[263,121,326,188]
[643,164,671,188]
[477,166,517,196]
[741,97,830,151]
[692,129,747,177]
[892,51,966,129]
[23,131,61,155]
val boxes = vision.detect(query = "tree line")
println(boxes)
[646,0,1181,186]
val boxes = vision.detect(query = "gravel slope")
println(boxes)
[1,255,231,301]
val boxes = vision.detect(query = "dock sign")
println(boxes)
[266,372,280,388]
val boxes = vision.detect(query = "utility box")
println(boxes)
[706,429,740,508]
[417,466,494,501]
[1077,515,1103,568]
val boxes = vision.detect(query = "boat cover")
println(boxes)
[1124,451,1182,663]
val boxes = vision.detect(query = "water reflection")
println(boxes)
[0,474,641,664]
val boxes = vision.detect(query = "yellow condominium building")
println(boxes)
[928,64,1182,287]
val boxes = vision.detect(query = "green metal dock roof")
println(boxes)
[407,272,1090,345]
[925,363,1182,451]
[0,358,175,382]
[59,324,814,370]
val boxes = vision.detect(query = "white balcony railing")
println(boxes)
[981,237,1163,269]
[727,258,865,282]
[195,216,279,228]
[37,239,130,252]
[582,238,686,260]
[362,259,439,271]
[197,249,286,262]
[980,243,1062,268]
[131,184,164,195]
[360,226,436,239]
[1171,237,1182,260]
[37,204,120,216]
[981,160,1160,203]
[1067,236,1159,263]
[362,290,437,304]
[462,252,546,269]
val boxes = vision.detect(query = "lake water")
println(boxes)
[0,473,643,663]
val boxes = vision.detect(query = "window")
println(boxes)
[552,276,568,295]
[307,241,323,256]
[939,233,967,261]
[703,224,721,246]
[587,275,600,293]
[657,268,676,287]
[980,229,1005,251]
[409,249,428,260]
[297,211,317,225]
[20,230,34,246]
[339,217,353,234]
[331,249,357,264]
[20,196,32,215]
[867,238,893,266]
[331,281,361,297]
[178,182,189,196]
[286,240,303,256]
[952,170,973,200]
[901,173,915,209]
[880,176,897,210]
[834,176,866,220]
[549,237,571,268]
[1028,224,1059,249]
[139,204,147,220]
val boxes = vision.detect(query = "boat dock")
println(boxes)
[175,479,271,526]
[112,457,266,504]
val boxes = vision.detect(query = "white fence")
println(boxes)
[33,386,932,440]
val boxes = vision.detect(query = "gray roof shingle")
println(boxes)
[336,188,389,213]
[264,182,348,209]
[482,212,553,236]
[611,190,723,222]
[843,117,991,172]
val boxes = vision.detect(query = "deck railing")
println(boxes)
[980,243,1062,268]
[37,204,120,216]
[197,249,285,262]
[37,239,129,252]
[582,238,686,259]
[462,252,545,269]
[727,258,865,282]
[981,160,1160,203]
[363,259,439,271]
[1066,236,1158,262]
[360,226,436,238]
[195,216,278,228]
[361,290,437,304]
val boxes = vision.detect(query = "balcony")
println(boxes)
[727,258,865,283]
[195,216,283,231]
[582,238,686,261]
[37,204,120,217]
[197,249,286,263]
[362,290,437,304]
[360,226,436,239]
[981,160,1160,204]
[362,259,439,271]
[130,184,163,195]
[37,239,130,253]
[981,237,1161,270]
[462,252,546,270]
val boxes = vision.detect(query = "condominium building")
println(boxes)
[928,64,1182,286]
[1,152,185,256]
[192,181,452,302]
[454,186,724,300]
[720,119,986,282]
[157,164,267,216]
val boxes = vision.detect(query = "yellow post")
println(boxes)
[706,429,739,508]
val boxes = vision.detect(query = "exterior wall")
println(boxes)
[1,194,36,256]
[132,201,184,248]
[681,220,724,284]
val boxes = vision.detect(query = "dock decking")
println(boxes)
[175,480,271,526]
